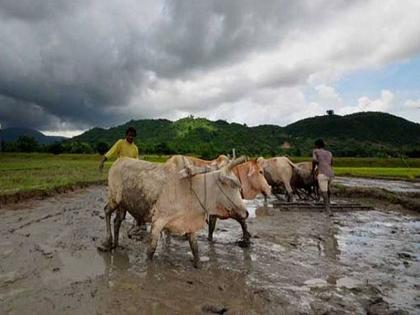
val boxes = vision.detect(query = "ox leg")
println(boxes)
[235,218,251,248]
[187,233,200,268]
[263,195,268,207]
[147,220,164,261]
[208,215,217,242]
[285,182,294,202]
[127,217,146,239]
[99,203,115,251]
[113,209,125,249]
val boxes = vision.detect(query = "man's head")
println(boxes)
[125,127,137,143]
[314,139,325,149]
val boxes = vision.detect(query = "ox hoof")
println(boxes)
[112,244,125,251]
[191,259,202,269]
[97,240,113,252]
[236,239,251,248]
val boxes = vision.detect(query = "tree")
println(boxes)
[96,142,109,155]
[155,142,174,155]
[16,136,39,152]
[47,142,64,155]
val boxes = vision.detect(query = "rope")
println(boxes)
[215,178,240,213]
[182,156,209,218]
[232,164,244,198]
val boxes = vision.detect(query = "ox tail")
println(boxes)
[286,158,311,177]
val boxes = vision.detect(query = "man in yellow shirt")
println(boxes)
[99,127,139,172]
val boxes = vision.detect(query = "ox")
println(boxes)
[258,156,314,202]
[207,159,271,246]
[128,155,271,246]
[101,156,248,267]
[290,161,319,200]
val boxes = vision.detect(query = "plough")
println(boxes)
[272,201,374,211]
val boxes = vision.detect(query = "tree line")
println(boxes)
[2,135,420,158]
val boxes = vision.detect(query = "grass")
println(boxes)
[290,157,420,168]
[334,167,420,179]
[0,153,108,197]
[0,153,419,204]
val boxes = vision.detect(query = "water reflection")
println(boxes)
[97,249,130,281]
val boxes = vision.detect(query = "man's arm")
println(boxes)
[99,155,107,172]
[99,140,121,172]
[312,150,318,173]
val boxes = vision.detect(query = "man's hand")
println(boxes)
[99,156,107,173]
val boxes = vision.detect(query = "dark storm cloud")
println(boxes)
[1,0,419,131]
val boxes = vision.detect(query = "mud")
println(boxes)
[0,185,419,314]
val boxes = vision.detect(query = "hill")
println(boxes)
[72,112,420,158]
[285,112,420,156]
[73,117,289,158]
[1,128,67,144]
[285,112,420,146]
[3,112,419,157]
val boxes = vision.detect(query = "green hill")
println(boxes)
[73,117,289,158]
[4,112,419,157]
[71,112,420,158]
[285,112,420,157]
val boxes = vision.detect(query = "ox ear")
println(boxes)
[256,157,266,168]
[219,174,241,189]
[225,156,247,172]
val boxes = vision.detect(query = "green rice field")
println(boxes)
[0,153,419,201]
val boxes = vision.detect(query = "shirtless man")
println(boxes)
[312,139,334,216]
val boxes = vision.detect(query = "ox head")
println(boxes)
[214,156,249,220]
[245,159,272,198]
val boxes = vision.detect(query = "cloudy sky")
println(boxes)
[1,0,420,137]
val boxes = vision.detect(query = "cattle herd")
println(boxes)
[98,155,318,267]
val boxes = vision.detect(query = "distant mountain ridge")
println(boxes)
[2,112,419,157]
[285,112,420,146]
[72,112,420,157]
[1,127,67,144]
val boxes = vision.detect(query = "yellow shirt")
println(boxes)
[105,139,139,159]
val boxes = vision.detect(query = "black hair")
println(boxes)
[125,127,137,136]
[314,139,325,148]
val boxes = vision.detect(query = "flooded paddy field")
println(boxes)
[0,185,419,314]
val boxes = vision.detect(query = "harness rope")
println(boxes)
[181,156,240,219]
[182,156,209,219]
[232,166,245,199]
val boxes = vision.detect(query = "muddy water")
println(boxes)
[335,176,420,193]
[0,186,419,314]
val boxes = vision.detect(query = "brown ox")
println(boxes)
[290,161,319,200]
[101,156,248,267]
[184,157,271,246]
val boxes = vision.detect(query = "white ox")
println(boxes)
[101,156,248,267]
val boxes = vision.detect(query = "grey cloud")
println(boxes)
[0,0,419,131]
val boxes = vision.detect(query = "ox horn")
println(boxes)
[225,155,247,172]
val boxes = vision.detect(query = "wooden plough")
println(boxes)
[272,201,374,212]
